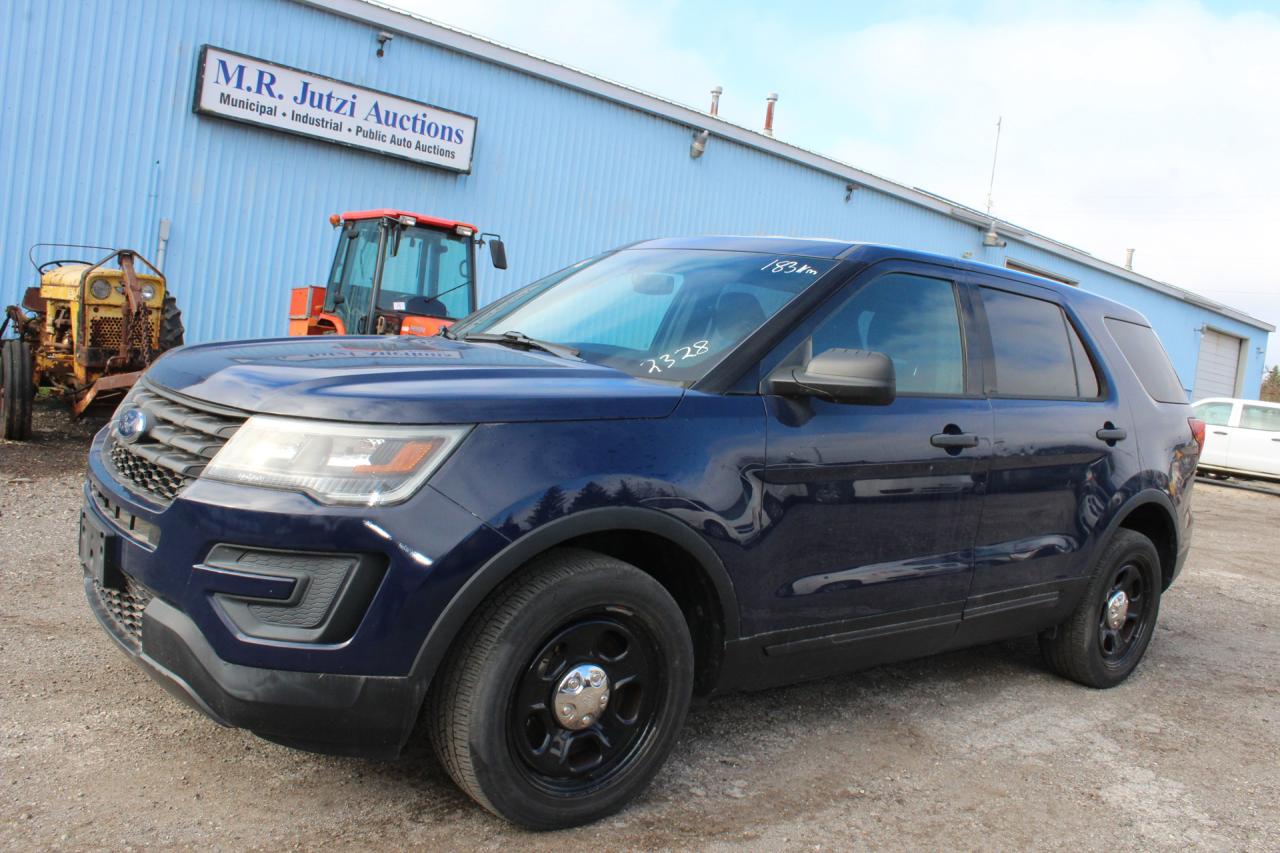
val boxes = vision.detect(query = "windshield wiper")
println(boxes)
[461,330,581,360]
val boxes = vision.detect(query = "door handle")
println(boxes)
[930,432,979,449]
[1096,424,1127,443]
[1213,430,1229,436]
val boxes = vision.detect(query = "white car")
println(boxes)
[1192,397,1280,481]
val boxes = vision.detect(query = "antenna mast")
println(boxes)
[986,116,1003,216]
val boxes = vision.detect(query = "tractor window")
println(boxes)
[378,228,474,319]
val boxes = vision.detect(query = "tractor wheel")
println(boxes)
[158,293,184,351]
[1,339,34,440]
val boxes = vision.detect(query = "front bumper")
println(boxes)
[84,574,419,757]
[81,425,509,756]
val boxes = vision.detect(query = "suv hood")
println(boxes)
[145,336,684,423]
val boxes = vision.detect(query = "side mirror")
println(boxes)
[489,238,508,270]
[766,348,896,405]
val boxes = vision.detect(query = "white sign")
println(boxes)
[193,45,476,173]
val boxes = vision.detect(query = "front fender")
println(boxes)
[405,506,740,693]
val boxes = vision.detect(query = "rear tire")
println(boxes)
[1040,529,1161,688]
[428,548,694,829]
[1,339,34,440]
[158,293,184,351]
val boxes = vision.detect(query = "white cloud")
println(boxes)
[389,0,1280,361]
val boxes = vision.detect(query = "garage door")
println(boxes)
[1192,328,1242,401]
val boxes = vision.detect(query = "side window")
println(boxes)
[1240,405,1280,432]
[981,287,1086,398]
[1193,401,1233,427]
[1104,318,1187,404]
[810,272,964,395]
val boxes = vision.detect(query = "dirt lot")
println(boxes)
[2,399,1277,851]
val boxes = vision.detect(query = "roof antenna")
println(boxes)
[986,116,1002,216]
[982,116,1006,248]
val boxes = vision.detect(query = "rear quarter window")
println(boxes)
[1104,318,1187,404]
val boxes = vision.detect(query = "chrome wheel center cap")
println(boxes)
[1105,591,1129,630]
[552,664,610,730]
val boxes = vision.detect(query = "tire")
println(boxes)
[158,293,184,351]
[1040,529,1162,688]
[429,548,694,829]
[1,339,34,440]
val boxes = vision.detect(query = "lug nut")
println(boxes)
[589,669,604,687]
[600,692,608,706]
[565,674,582,690]
[582,714,593,724]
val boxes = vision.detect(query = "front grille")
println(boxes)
[94,574,154,648]
[89,315,155,349]
[104,382,247,504]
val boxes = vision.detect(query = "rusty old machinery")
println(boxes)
[1,246,184,439]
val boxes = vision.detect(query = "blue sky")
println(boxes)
[394,0,1280,365]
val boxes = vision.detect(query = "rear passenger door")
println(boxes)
[961,279,1137,636]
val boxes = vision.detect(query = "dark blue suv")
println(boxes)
[80,237,1203,828]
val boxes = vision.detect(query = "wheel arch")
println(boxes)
[410,507,740,698]
[1101,490,1180,590]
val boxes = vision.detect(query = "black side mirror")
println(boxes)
[766,348,896,405]
[489,238,508,270]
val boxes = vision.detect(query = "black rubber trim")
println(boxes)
[962,589,1060,620]
[762,607,962,657]
[84,578,417,758]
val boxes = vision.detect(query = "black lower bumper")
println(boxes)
[84,575,424,758]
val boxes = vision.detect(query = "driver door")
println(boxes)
[751,262,992,676]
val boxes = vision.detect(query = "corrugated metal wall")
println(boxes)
[1,0,1268,397]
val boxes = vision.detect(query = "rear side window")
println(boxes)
[980,287,1098,398]
[1240,404,1280,432]
[1193,401,1233,426]
[1105,318,1187,404]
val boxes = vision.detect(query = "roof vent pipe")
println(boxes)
[1124,248,1135,270]
[763,93,778,137]
[710,86,722,116]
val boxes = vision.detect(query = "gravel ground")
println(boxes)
[1,398,1277,851]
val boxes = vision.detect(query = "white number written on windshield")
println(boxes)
[761,258,821,275]
[642,340,710,374]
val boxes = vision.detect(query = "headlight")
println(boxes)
[90,278,112,299]
[202,416,470,506]
[140,283,157,300]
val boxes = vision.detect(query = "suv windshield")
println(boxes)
[452,249,838,382]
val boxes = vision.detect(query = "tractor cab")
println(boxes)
[289,209,506,337]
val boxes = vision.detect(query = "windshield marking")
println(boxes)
[642,339,710,374]
[761,258,821,275]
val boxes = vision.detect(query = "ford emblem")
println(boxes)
[115,407,149,443]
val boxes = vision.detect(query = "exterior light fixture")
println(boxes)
[982,225,1006,248]
[376,31,394,57]
[690,129,710,159]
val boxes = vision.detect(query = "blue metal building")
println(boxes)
[2,0,1271,398]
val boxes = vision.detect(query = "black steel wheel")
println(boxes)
[429,548,693,829]
[509,614,662,792]
[1,339,34,440]
[1041,529,1162,688]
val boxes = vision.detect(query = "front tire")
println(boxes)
[1,339,34,440]
[158,293,184,352]
[1041,529,1162,688]
[429,548,694,829]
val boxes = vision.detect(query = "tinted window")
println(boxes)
[811,273,964,395]
[1241,404,1280,432]
[981,288,1078,397]
[1105,318,1187,404]
[1193,401,1233,426]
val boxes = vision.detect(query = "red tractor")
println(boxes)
[290,209,506,337]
